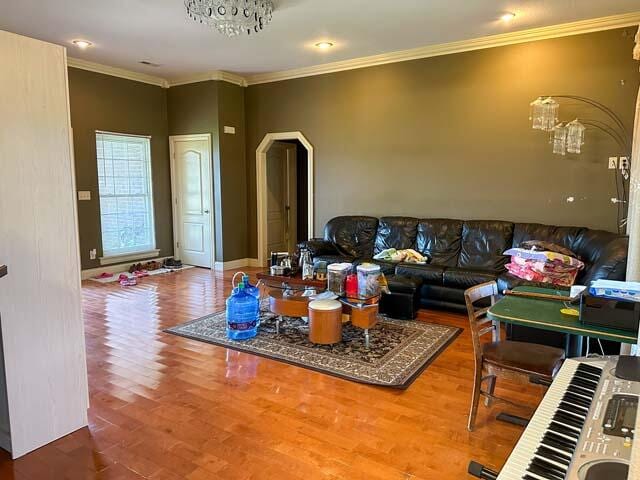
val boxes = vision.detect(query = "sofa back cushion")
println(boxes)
[416,219,463,266]
[459,220,514,270]
[374,217,419,255]
[571,229,628,284]
[323,216,379,259]
[512,223,584,252]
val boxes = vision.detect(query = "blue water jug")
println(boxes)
[242,274,260,299]
[226,283,259,340]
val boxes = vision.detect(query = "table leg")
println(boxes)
[364,328,370,349]
[276,315,282,334]
[565,334,584,358]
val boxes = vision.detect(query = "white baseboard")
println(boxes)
[81,256,173,280]
[213,258,262,271]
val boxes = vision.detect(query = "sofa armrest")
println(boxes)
[297,239,340,258]
[578,236,628,284]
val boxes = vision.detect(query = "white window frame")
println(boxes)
[95,131,158,264]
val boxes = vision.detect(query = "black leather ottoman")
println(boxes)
[380,275,423,320]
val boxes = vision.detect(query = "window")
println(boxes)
[96,132,156,258]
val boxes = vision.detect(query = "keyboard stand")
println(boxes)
[496,412,529,427]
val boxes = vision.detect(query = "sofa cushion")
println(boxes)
[374,217,419,255]
[458,220,513,270]
[324,216,378,259]
[420,284,466,306]
[416,219,463,266]
[512,223,583,251]
[443,267,497,289]
[395,263,445,285]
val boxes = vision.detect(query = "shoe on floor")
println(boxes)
[164,258,183,269]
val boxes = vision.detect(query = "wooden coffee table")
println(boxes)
[261,272,381,348]
[340,296,380,348]
[268,289,311,334]
[256,271,326,291]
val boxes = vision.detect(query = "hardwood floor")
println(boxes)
[0,267,545,479]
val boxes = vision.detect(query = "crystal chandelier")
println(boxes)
[565,119,586,154]
[529,97,559,132]
[184,0,274,37]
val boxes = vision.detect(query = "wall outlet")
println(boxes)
[77,190,91,201]
[223,126,236,134]
[89,249,97,260]
[619,157,629,170]
[608,157,618,169]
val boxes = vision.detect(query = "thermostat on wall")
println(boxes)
[224,126,236,134]
[77,191,91,201]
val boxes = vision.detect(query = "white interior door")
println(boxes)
[286,145,297,252]
[266,142,288,255]
[170,136,213,268]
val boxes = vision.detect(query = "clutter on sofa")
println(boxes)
[373,248,427,264]
[504,246,584,287]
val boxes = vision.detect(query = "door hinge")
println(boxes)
[176,241,180,249]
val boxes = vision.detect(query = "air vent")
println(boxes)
[139,60,161,67]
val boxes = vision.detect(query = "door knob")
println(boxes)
[204,209,210,214]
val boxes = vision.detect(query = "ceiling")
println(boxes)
[1,0,639,81]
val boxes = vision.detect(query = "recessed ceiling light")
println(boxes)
[315,42,334,50]
[500,12,516,22]
[72,39,92,49]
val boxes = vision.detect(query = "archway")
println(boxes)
[256,131,314,267]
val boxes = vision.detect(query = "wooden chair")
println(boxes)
[465,281,565,431]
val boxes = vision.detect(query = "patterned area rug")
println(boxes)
[165,309,461,388]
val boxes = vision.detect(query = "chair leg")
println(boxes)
[484,375,496,407]
[468,367,482,432]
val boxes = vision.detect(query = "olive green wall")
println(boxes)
[167,81,246,262]
[216,82,247,262]
[245,28,639,258]
[167,81,223,261]
[69,28,639,268]
[68,68,173,270]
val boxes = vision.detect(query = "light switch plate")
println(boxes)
[77,190,91,201]
[223,126,236,134]
[608,157,618,169]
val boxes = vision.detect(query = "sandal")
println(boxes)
[94,272,113,279]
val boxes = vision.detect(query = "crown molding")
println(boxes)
[168,70,248,87]
[67,57,170,88]
[66,11,640,89]
[245,11,640,85]
[66,57,248,88]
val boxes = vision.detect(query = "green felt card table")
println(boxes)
[487,286,638,357]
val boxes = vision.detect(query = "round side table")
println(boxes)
[308,299,343,345]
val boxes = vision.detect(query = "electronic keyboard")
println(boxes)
[496,356,639,480]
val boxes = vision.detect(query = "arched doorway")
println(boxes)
[256,132,314,267]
